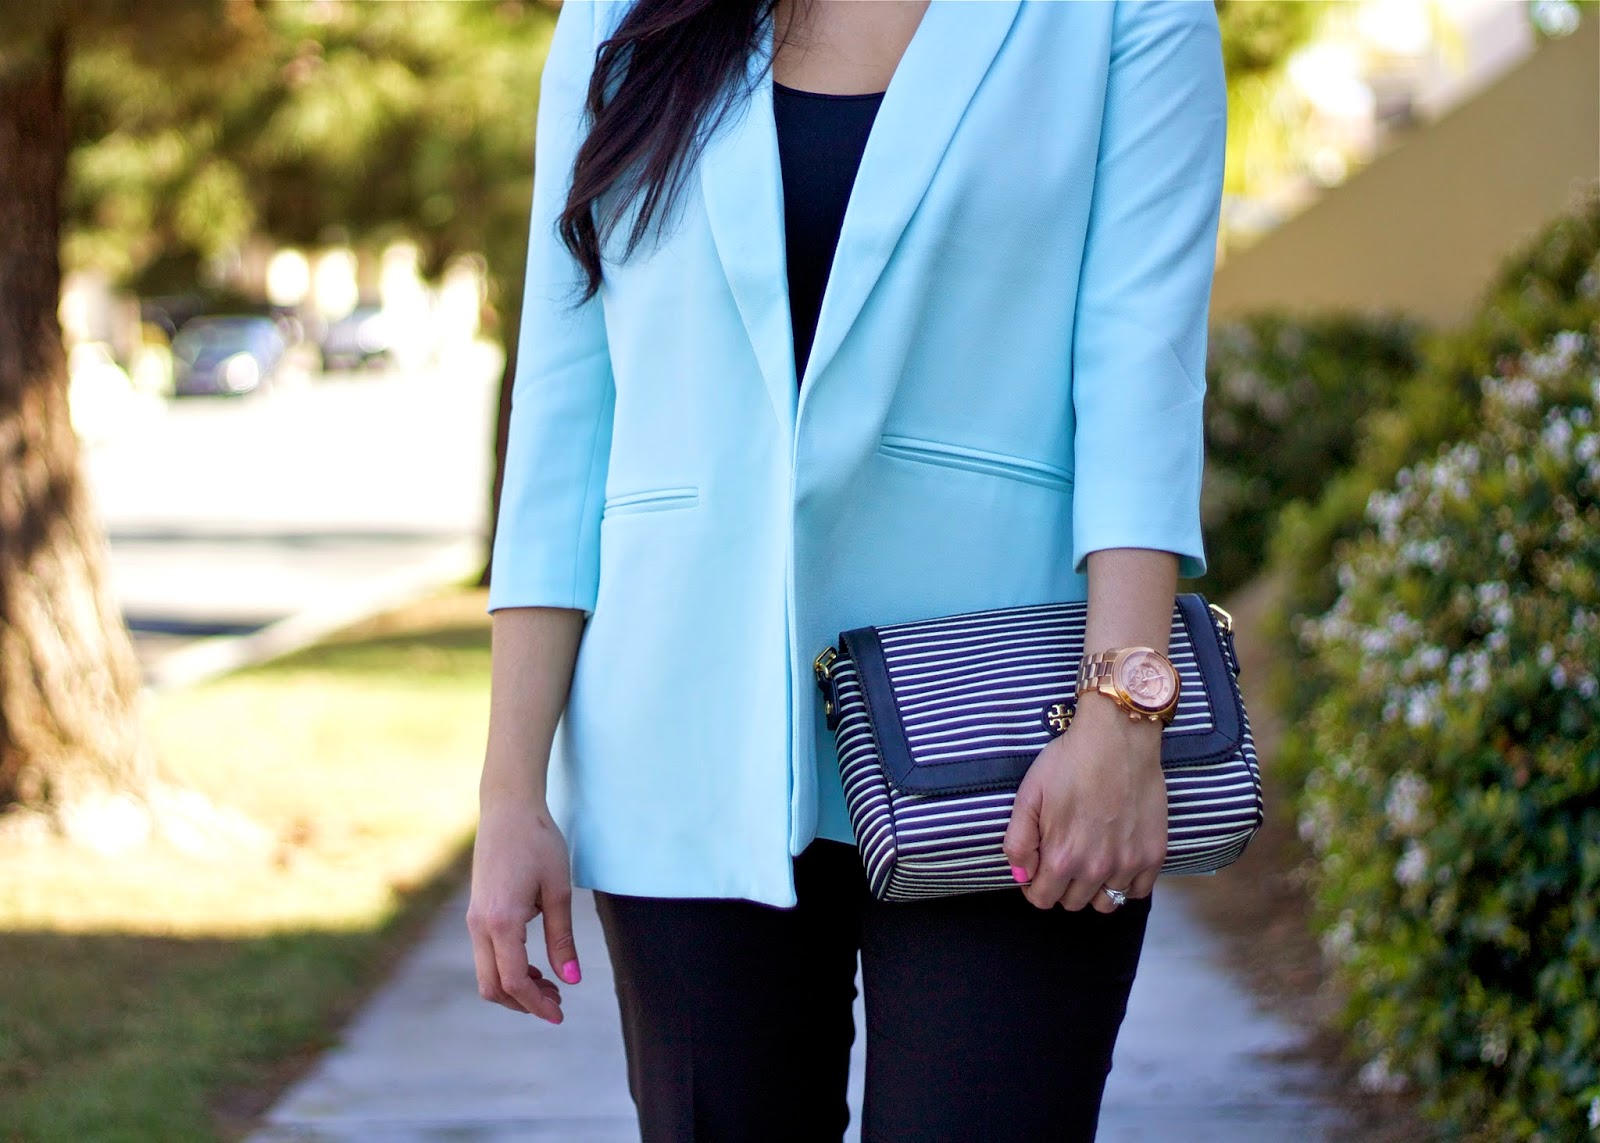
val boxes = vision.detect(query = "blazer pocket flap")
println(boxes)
[602,486,700,517]
[878,434,1073,491]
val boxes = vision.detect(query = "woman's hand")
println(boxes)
[466,798,580,1023]
[1002,692,1168,913]
[469,606,586,1022]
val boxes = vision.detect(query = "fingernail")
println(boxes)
[560,960,581,985]
[1011,865,1030,884]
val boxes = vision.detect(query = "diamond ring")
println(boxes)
[1101,886,1128,908]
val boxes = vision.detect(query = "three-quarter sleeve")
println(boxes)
[487,1,614,615]
[1070,0,1226,580]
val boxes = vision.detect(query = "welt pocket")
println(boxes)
[602,486,700,518]
[877,435,1074,492]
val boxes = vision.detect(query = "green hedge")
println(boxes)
[1270,183,1600,717]
[1294,331,1600,1138]
[1198,312,1423,598]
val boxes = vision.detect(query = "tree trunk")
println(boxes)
[0,34,151,816]
[480,275,522,589]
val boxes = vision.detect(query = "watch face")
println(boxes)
[1116,649,1178,712]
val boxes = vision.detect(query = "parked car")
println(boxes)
[318,305,396,372]
[171,316,287,396]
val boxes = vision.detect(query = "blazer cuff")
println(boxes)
[1071,320,1207,580]
[485,563,599,617]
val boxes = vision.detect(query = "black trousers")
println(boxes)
[593,839,1152,1143]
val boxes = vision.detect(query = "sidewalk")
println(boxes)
[252,882,1351,1142]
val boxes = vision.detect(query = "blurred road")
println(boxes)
[84,353,500,682]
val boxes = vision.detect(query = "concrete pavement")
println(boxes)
[252,883,1350,1142]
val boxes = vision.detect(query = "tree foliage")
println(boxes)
[1214,0,1329,79]
[53,1,1327,297]
[51,0,554,300]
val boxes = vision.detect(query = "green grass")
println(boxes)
[0,589,494,1141]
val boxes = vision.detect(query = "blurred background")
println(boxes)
[0,1,1596,1140]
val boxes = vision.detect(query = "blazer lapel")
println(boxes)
[700,1,1022,432]
[798,0,1022,400]
[700,28,797,439]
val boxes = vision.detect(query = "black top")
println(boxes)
[772,81,886,385]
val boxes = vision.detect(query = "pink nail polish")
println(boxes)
[560,960,582,985]
[1011,865,1030,884]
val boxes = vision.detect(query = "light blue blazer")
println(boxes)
[489,0,1226,907]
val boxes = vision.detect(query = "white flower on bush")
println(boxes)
[1321,914,1357,964]
[1361,628,1394,656]
[1404,684,1443,729]
[1475,581,1510,606]
[1478,1028,1510,1067]
[1525,330,1587,378]
[1367,488,1407,533]
[1398,538,1450,570]
[1357,1051,1409,1094]
[1492,376,1542,412]
[1395,841,1429,887]
[1298,804,1333,852]
[1385,772,1429,833]
[1544,414,1575,460]
[1446,648,1492,696]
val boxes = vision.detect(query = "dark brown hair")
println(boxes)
[557,0,781,301]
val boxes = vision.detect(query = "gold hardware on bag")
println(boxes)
[814,646,840,719]
[1207,602,1234,633]
[1046,702,1075,734]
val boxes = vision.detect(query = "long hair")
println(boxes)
[557,0,781,301]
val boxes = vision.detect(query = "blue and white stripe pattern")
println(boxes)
[823,595,1265,901]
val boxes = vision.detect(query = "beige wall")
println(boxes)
[1210,17,1599,329]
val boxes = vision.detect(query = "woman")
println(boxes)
[470,0,1225,1138]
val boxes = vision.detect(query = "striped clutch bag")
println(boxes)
[812,594,1264,901]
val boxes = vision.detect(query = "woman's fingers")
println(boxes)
[490,918,565,1023]
[1071,860,1160,914]
[470,928,524,1013]
[541,887,581,986]
[1059,869,1116,913]
[1079,875,1132,914]
[469,918,564,1018]
[1001,779,1042,888]
[1127,864,1161,901]
[1024,843,1078,910]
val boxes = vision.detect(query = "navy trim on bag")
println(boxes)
[837,592,1246,798]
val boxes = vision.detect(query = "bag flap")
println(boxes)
[839,593,1245,798]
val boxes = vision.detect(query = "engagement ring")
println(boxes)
[1101,886,1128,908]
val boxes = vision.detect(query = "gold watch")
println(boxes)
[1075,646,1180,724]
